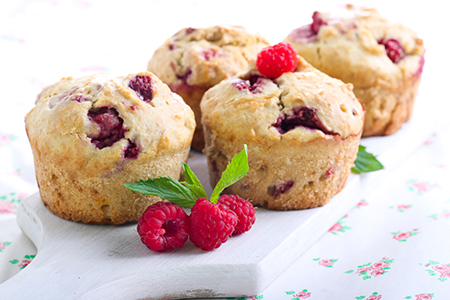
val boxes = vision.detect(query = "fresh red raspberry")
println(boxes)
[378,39,405,63]
[137,201,189,252]
[256,42,299,79]
[189,198,238,251]
[217,195,255,235]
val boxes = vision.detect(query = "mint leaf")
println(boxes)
[210,145,249,203]
[181,162,207,199]
[124,177,197,208]
[352,145,384,174]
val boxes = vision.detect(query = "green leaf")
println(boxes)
[362,275,371,280]
[285,291,296,295]
[210,145,249,203]
[345,270,354,274]
[9,259,19,264]
[352,145,384,174]
[180,162,207,199]
[124,177,197,208]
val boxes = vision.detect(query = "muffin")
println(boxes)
[147,25,269,150]
[25,72,195,224]
[284,5,425,136]
[201,56,364,210]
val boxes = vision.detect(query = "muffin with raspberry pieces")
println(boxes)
[201,52,364,210]
[284,5,425,136]
[147,25,269,150]
[25,72,195,224]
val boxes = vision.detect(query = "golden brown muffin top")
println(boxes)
[201,55,364,147]
[148,25,270,87]
[285,5,425,88]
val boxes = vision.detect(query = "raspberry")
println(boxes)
[217,195,255,235]
[189,198,238,251]
[268,180,295,198]
[256,42,299,79]
[202,48,223,61]
[272,106,336,135]
[378,39,405,63]
[231,75,268,93]
[88,107,126,149]
[128,75,153,103]
[123,139,139,159]
[311,11,327,34]
[137,202,190,252]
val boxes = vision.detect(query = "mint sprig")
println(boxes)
[124,145,249,208]
[124,176,198,208]
[210,144,248,203]
[352,145,384,174]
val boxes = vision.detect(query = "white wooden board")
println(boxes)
[0,88,438,299]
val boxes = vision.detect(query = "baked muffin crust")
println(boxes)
[148,25,269,150]
[25,72,195,224]
[201,57,364,210]
[285,5,425,136]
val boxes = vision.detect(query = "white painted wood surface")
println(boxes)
[0,93,437,299]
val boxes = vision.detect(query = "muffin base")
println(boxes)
[34,150,189,225]
[359,76,421,137]
[204,132,361,210]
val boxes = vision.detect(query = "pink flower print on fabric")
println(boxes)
[424,261,450,282]
[440,211,450,219]
[392,229,420,242]
[286,290,311,299]
[423,139,434,146]
[9,255,35,269]
[356,199,368,208]
[18,259,32,269]
[407,180,439,195]
[431,264,450,279]
[0,242,12,252]
[328,216,351,235]
[345,258,393,280]
[0,133,18,147]
[319,259,334,267]
[397,204,411,212]
[0,201,17,214]
[355,292,382,300]
[415,293,434,300]
[17,193,28,200]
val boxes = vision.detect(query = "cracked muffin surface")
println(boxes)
[147,25,269,150]
[25,72,195,224]
[201,56,364,210]
[284,5,425,136]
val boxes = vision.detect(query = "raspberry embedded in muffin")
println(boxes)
[128,75,154,103]
[272,106,337,135]
[88,107,126,149]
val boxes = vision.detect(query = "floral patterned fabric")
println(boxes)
[1,0,449,299]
